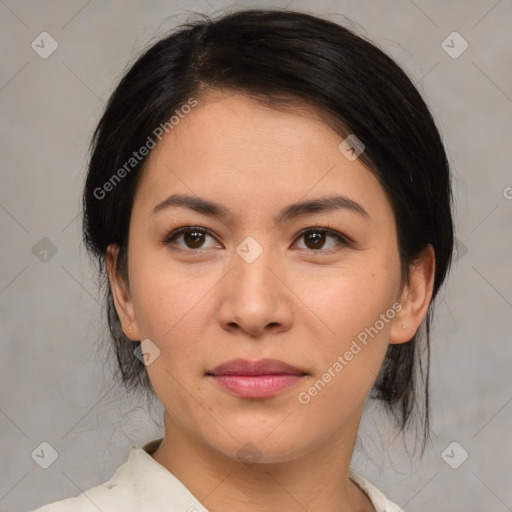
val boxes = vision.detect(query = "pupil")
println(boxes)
[307,232,324,249]
[186,232,204,248]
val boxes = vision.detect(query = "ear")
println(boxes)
[389,244,436,344]
[105,244,140,341]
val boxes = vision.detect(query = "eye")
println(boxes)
[163,226,220,251]
[294,226,349,252]
[163,225,350,253]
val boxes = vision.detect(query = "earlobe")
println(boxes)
[389,244,435,345]
[105,244,139,340]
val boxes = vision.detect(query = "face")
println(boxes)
[107,90,428,464]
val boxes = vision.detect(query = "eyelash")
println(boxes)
[163,225,351,254]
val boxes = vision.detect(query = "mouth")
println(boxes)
[206,358,308,398]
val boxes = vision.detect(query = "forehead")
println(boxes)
[133,90,393,226]
[178,92,329,149]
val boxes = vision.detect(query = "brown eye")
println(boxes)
[164,226,219,251]
[295,227,348,252]
[304,231,326,250]
[183,231,206,249]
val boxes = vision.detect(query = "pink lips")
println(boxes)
[207,358,307,398]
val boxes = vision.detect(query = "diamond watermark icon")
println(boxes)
[453,238,468,263]
[441,32,468,59]
[32,237,58,263]
[31,441,59,469]
[441,441,469,469]
[134,338,161,365]
[237,442,262,468]
[236,236,263,264]
[31,32,59,59]
[338,134,365,161]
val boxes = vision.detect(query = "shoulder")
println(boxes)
[348,469,405,512]
[28,478,133,512]
[28,445,147,512]
[29,438,208,512]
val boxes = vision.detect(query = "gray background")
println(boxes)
[1,1,511,511]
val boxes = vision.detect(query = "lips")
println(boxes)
[207,358,306,377]
[206,358,308,398]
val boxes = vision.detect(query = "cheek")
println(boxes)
[295,273,396,421]
[295,257,400,399]
[129,245,215,339]
[297,257,400,339]
[128,253,221,401]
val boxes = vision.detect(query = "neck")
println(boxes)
[150,412,375,512]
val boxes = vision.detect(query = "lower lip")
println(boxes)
[209,374,304,398]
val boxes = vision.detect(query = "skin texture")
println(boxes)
[106,90,435,512]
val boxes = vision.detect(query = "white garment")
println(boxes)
[31,438,404,512]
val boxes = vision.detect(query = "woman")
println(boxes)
[32,8,453,512]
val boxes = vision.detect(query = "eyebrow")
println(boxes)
[151,193,369,223]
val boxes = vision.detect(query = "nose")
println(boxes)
[217,241,294,337]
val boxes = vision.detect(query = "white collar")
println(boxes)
[133,438,403,512]
[34,437,403,512]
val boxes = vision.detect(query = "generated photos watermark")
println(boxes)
[297,301,402,405]
[93,97,198,200]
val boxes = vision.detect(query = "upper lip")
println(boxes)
[207,358,307,376]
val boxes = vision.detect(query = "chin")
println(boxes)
[204,427,313,466]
